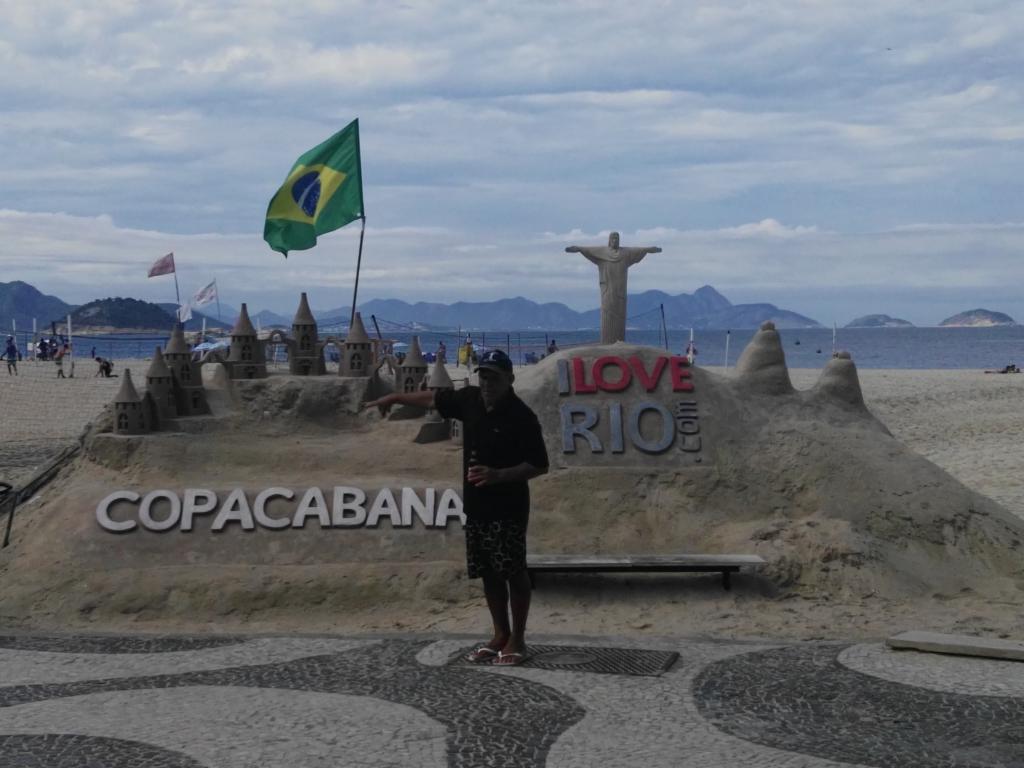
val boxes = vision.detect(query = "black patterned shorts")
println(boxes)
[464,518,528,579]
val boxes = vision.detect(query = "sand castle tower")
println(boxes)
[163,324,210,416]
[425,355,458,443]
[226,303,267,380]
[427,356,454,394]
[112,369,150,435]
[811,350,868,408]
[734,321,794,395]
[145,347,178,421]
[289,292,326,376]
[341,311,374,377]
[164,324,210,416]
[396,335,428,393]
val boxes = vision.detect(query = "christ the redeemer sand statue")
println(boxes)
[566,232,662,343]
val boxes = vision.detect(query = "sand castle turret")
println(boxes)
[227,303,267,380]
[145,347,177,421]
[812,350,867,408]
[396,335,428,393]
[163,324,210,416]
[427,356,454,392]
[341,312,374,377]
[112,369,150,435]
[288,292,325,376]
[414,355,457,444]
[734,321,794,395]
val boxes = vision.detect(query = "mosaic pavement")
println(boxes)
[0,633,1022,767]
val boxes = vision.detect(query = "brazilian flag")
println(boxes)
[264,119,364,256]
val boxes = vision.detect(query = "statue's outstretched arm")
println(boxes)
[567,246,612,265]
[626,246,662,265]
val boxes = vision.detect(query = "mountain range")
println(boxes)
[251,286,821,331]
[1,280,822,331]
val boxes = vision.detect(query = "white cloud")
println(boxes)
[2,0,1024,326]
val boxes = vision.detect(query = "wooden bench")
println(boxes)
[526,554,766,590]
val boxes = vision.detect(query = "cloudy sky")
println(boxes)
[2,1,1023,326]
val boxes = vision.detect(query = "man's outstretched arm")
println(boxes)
[364,390,435,415]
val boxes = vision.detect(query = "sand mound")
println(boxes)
[2,329,1023,637]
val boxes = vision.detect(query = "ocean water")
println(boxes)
[22,325,1024,371]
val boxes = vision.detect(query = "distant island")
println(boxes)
[0,280,822,332]
[845,314,914,328]
[939,309,1017,327]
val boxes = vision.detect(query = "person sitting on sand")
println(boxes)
[94,357,115,377]
[365,349,548,666]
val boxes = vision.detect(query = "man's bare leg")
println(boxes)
[481,574,511,650]
[501,569,531,657]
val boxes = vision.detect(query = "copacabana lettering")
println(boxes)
[95,487,465,533]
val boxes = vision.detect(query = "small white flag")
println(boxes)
[192,280,217,307]
[177,304,193,322]
[148,252,176,277]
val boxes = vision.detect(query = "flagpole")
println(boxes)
[173,270,181,306]
[349,215,366,329]
[348,118,366,330]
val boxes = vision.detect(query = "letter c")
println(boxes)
[96,490,140,533]
[254,487,294,529]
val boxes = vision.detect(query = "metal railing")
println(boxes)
[0,444,80,549]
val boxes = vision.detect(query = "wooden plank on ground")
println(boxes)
[887,631,1024,662]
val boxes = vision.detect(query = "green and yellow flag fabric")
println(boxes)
[263,119,363,256]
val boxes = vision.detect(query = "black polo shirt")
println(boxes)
[435,386,548,523]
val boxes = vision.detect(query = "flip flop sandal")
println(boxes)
[494,651,528,666]
[465,646,500,663]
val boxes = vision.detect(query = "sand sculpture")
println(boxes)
[112,369,149,435]
[566,232,662,343]
[341,311,374,377]
[266,293,328,376]
[113,329,212,435]
[10,319,1024,638]
[225,303,267,380]
[395,335,428,392]
[164,324,210,416]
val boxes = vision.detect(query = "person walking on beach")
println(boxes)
[4,337,17,375]
[55,343,68,378]
[463,335,474,370]
[437,340,447,364]
[365,349,548,666]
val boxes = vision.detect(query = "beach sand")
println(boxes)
[3,358,1024,640]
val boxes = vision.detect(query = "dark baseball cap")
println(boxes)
[474,348,513,375]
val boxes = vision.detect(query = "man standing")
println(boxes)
[4,337,17,376]
[365,348,548,666]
